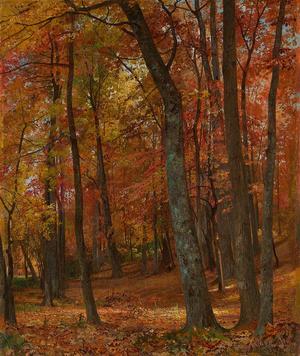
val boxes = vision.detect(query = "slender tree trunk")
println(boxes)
[192,73,208,267]
[43,145,58,303]
[5,217,16,324]
[92,200,102,273]
[241,66,260,255]
[66,24,100,324]
[20,242,38,281]
[93,112,123,278]
[141,223,148,275]
[203,204,216,271]
[129,228,133,262]
[216,203,235,280]
[57,163,66,296]
[43,38,62,302]
[121,1,218,329]
[276,163,282,236]
[223,0,260,325]
[24,259,28,279]
[0,125,26,324]
[152,191,159,274]
[209,0,220,81]
[0,234,7,327]
[256,0,286,334]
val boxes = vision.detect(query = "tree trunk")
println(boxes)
[152,191,159,274]
[209,0,220,81]
[57,179,66,297]
[120,1,218,329]
[129,227,133,262]
[66,25,100,324]
[92,200,102,273]
[192,83,208,268]
[57,186,66,297]
[216,200,234,280]
[0,234,7,326]
[256,0,286,335]
[223,0,260,325]
[5,217,16,324]
[141,223,148,275]
[204,204,216,271]
[20,242,38,282]
[44,144,58,303]
[93,112,123,278]
[241,61,260,255]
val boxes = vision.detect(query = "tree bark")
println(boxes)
[120,0,218,329]
[66,23,100,324]
[256,0,286,335]
[223,0,260,325]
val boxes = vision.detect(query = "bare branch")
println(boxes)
[0,61,69,75]
[64,0,119,12]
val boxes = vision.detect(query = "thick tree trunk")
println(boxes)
[120,1,218,329]
[66,28,100,324]
[256,0,286,335]
[223,0,260,325]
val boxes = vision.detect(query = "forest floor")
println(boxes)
[2,236,300,355]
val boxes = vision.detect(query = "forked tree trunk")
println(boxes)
[120,1,218,329]
[66,24,100,324]
[256,0,286,335]
[20,242,38,282]
[223,0,260,325]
